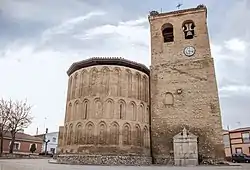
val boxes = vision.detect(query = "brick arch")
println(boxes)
[142,75,148,102]
[126,69,132,97]
[85,121,95,145]
[161,23,174,43]
[97,121,107,145]
[80,69,89,97]
[94,97,103,118]
[182,20,195,39]
[129,101,137,121]
[67,76,73,101]
[89,67,98,80]
[75,122,82,144]
[164,92,174,105]
[110,121,119,145]
[139,102,145,122]
[146,106,149,123]
[113,67,121,96]
[135,124,141,146]
[135,72,141,100]
[72,72,79,99]
[101,66,110,96]
[118,99,126,119]
[82,99,89,119]
[73,100,80,120]
[68,124,74,145]
[89,67,98,95]
[122,123,131,145]
[67,102,72,122]
[143,126,149,147]
[63,125,68,146]
[104,98,114,118]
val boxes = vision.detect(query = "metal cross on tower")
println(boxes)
[176,3,183,9]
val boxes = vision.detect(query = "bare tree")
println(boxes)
[0,99,11,155]
[7,99,33,153]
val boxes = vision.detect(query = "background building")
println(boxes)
[2,131,42,154]
[35,131,58,154]
[223,127,250,159]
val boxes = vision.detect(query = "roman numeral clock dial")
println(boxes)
[183,46,195,57]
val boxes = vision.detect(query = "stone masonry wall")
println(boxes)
[149,6,225,164]
[58,126,64,148]
[54,155,152,165]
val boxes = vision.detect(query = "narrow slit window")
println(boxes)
[120,104,122,119]
[84,102,88,119]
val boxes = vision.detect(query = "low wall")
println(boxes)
[0,153,49,159]
[53,154,152,166]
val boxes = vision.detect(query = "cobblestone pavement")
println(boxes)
[0,159,249,170]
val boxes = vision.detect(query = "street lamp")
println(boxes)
[44,128,50,156]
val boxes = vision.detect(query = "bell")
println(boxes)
[186,31,193,36]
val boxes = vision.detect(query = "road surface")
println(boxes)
[0,159,249,170]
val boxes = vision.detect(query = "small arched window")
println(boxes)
[83,100,89,119]
[162,23,174,43]
[119,103,125,119]
[182,20,195,39]
[164,92,174,105]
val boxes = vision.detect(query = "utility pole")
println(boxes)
[227,126,233,159]
[228,130,233,158]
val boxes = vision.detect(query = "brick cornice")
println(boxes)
[148,4,207,21]
[67,57,150,76]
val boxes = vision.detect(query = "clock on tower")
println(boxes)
[184,46,195,57]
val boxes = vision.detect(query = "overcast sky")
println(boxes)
[0,0,249,135]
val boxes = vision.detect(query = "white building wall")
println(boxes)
[42,132,59,154]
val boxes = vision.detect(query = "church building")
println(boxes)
[55,5,225,165]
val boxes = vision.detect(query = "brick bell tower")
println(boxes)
[149,5,225,164]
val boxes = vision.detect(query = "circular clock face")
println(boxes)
[184,46,195,57]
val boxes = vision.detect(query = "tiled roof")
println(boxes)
[33,134,44,139]
[67,57,150,76]
[3,131,43,142]
[222,129,229,134]
[230,127,250,132]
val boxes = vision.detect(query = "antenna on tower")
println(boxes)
[160,8,163,13]
[36,127,38,135]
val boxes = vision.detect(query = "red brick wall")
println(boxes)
[2,138,42,154]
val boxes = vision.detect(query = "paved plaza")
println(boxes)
[0,159,249,170]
